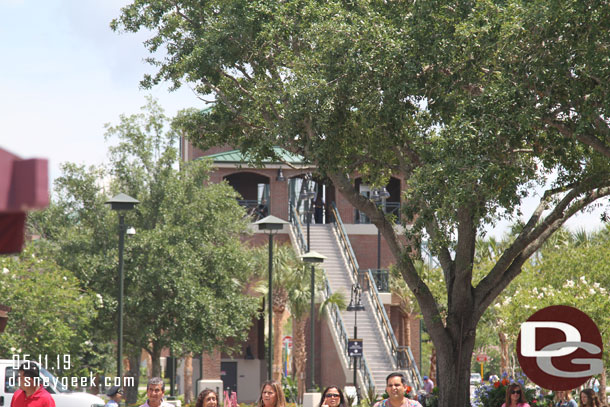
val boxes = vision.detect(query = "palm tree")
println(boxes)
[254,244,304,382]
[289,269,345,402]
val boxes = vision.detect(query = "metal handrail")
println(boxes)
[323,278,375,393]
[290,203,307,253]
[331,203,421,390]
[365,269,400,367]
[329,203,360,282]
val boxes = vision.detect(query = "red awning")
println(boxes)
[0,148,48,254]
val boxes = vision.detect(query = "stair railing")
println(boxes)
[330,203,422,391]
[323,277,375,394]
[289,202,307,253]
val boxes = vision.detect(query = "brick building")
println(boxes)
[179,142,422,402]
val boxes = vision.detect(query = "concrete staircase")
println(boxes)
[305,224,396,394]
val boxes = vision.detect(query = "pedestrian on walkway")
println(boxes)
[105,386,123,407]
[579,388,604,407]
[501,383,530,407]
[373,372,422,407]
[319,386,347,407]
[11,362,55,407]
[139,377,172,407]
[195,389,218,407]
[257,381,286,407]
[554,390,577,407]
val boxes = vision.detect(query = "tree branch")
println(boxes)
[542,117,610,159]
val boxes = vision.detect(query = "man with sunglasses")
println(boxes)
[374,373,422,407]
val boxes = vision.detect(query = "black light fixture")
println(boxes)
[299,174,316,251]
[254,215,289,380]
[106,193,139,379]
[301,250,326,391]
[276,167,286,182]
[347,283,365,402]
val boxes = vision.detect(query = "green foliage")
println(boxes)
[0,245,98,375]
[282,375,298,404]
[112,1,610,405]
[29,98,259,369]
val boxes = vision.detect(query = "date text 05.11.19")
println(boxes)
[12,354,71,371]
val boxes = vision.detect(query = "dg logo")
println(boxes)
[517,305,603,390]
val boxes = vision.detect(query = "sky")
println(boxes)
[0,0,200,181]
[1,0,606,238]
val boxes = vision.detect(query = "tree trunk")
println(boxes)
[185,353,194,404]
[151,342,162,378]
[125,349,141,406]
[273,308,289,382]
[292,317,308,403]
[498,331,509,376]
[600,370,607,404]
[403,313,412,348]
[434,332,477,407]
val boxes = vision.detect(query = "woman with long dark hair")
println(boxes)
[318,386,347,407]
[257,380,287,407]
[579,388,604,407]
[195,389,219,407]
[501,383,530,407]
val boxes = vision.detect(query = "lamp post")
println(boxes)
[106,193,139,379]
[347,283,365,402]
[299,174,315,251]
[254,215,289,381]
[301,250,326,391]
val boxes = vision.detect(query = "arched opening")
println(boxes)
[224,172,270,219]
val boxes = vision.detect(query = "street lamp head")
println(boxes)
[371,189,380,202]
[276,167,286,182]
[346,284,365,311]
[379,187,390,199]
[106,193,140,211]
[254,215,289,232]
[301,250,326,263]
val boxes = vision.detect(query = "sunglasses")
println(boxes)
[511,390,521,395]
[325,394,340,398]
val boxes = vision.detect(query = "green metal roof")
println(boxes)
[204,147,305,165]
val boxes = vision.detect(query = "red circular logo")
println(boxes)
[517,305,603,390]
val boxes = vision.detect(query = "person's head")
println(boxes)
[257,380,286,407]
[196,389,219,407]
[319,386,345,407]
[106,386,124,402]
[18,362,40,393]
[146,377,165,406]
[504,383,525,406]
[580,388,602,407]
[423,376,428,381]
[385,372,408,401]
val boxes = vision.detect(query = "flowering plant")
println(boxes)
[472,373,552,407]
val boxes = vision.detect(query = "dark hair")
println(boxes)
[147,377,165,391]
[18,362,39,380]
[318,386,346,407]
[386,372,407,386]
[257,380,286,407]
[504,383,525,406]
[580,388,603,407]
[196,389,219,407]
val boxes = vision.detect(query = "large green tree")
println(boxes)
[0,245,97,373]
[112,1,610,405]
[30,98,259,401]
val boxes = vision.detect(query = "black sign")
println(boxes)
[348,339,363,357]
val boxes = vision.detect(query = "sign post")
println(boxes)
[476,354,489,380]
